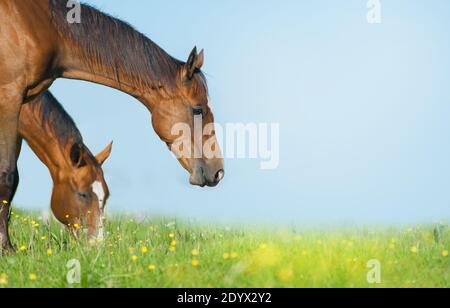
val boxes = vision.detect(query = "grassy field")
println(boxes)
[0,210,449,288]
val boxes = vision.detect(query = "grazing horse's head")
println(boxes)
[51,142,112,240]
[149,48,225,187]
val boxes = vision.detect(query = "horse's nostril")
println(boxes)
[215,169,225,183]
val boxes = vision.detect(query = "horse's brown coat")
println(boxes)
[0,0,223,252]
[16,91,111,240]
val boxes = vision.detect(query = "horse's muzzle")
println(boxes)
[190,167,225,187]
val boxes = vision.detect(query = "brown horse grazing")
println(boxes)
[13,91,112,247]
[0,91,112,254]
[0,0,224,252]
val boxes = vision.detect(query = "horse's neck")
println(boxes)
[18,101,73,180]
[60,54,145,101]
[51,3,181,108]
[58,45,178,110]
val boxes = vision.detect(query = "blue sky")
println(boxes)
[14,0,450,225]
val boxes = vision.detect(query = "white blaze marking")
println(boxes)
[96,222,105,242]
[92,181,106,209]
[92,181,106,241]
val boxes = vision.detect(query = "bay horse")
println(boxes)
[0,91,112,254]
[14,91,111,248]
[0,0,224,252]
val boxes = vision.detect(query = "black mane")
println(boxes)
[49,0,183,90]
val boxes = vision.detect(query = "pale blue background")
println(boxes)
[14,0,450,225]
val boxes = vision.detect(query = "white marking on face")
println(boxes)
[96,222,105,242]
[92,181,106,209]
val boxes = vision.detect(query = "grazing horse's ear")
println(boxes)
[186,47,204,79]
[70,143,87,168]
[96,141,113,166]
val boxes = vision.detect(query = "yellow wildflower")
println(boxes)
[0,273,8,286]
[141,246,149,254]
[169,232,175,239]
[19,245,27,252]
[191,249,199,256]
[278,267,294,282]
[29,274,37,281]
[191,259,200,267]
[47,248,53,255]
[131,255,138,262]
[442,250,449,257]
[170,240,177,247]
[148,264,156,270]
[223,253,230,260]
[410,246,419,254]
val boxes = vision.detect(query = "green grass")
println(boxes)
[0,210,449,288]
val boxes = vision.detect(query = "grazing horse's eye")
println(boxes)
[193,107,203,116]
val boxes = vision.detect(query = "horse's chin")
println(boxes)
[189,164,224,188]
[189,174,207,187]
[189,173,220,188]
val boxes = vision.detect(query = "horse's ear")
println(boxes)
[186,47,204,79]
[96,141,113,166]
[196,49,205,70]
[70,143,87,168]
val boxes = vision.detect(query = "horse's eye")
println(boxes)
[77,192,88,201]
[193,107,203,116]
